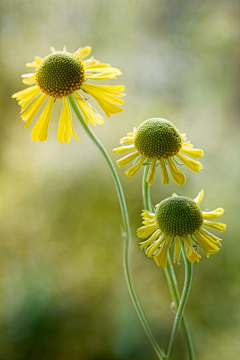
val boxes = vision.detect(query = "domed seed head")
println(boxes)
[133,118,182,159]
[155,196,203,236]
[35,52,85,99]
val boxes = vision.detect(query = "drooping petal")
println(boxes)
[22,76,36,86]
[194,189,204,205]
[125,156,146,177]
[202,208,225,219]
[73,92,105,126]
[12,85,41,113]
[167,158,186,185]
[31,97,54,141]
[159,158,169,184]
[116,151,140,167]
[119,136,134,145]
[198,228,222,246]
[139,229,162,249]
[183,236,201,263]
[57,97,80,143]
[141,210,155,220]
[203,220,226,231]
[180,146,204,158]
[174,236,182,264]
[146,158,157,186]
[193,231,220,256]
[153,236,172,268]
[137,223,158,238]
[21,93,47,128]
[145,233,166,257]
[81,83,125,118]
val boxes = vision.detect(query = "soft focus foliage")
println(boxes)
[0,0,239,359]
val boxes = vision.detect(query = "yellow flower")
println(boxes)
[113,118,203,185]
[12,46,125,142]
[137,190,226,268]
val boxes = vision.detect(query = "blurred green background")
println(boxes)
[0,0,239,359]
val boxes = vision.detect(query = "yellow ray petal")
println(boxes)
[12,85,39,101]
[145,233,166,257]
[153,236,172,268]
[203,220,226,231]
[116,151,140,167]
[180,146,204,158]
[167,158,186,185]
[26,56,42,67]
[31,97,54,141]
[193,231,220,256]
[202,208,225,219]
[159,158,169,184]
[146,158,157,186]
[21,93,47,128]
[137,223,158,238]
[125,156,146,177]
[113,145,135,154]
[141,210,155,220]
[194,189,204,205]
[139,229,161,250]
[74,46,92,59]
[81,83,125,118]
[174,236,182,264]
[73,92,105,126]
[183,236,201,263]
[198,228,222,246]
[57,97,80,143]
[120,136,134,145]
[176,152,203,172]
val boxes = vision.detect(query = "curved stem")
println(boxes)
[142,166,195,360]
[167,246,193,360]
[69,95,166,360]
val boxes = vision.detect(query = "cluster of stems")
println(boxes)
[69,95,195,360]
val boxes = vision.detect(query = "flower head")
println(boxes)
[137,190,226,268]
[12,46,125,142]
[113,118,203,185]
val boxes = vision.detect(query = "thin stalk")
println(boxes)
[69,95,166,360]
[142,166,195,360]
[167,246,193,360]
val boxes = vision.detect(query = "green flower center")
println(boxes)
[155,196,203,236]
[133,118,182,159]
[35,52,85,98]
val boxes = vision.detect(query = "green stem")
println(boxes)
[167,246,193,360]
[142,166,195,360]
[69,95,166,360]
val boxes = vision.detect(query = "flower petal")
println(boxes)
[167,158,186,185]
[153,236,172,268]
[145,233,166,257]
[146,158,157,186]
[194,190,204,205]
[174,236,182,264]
[113,145,135,154]
[116,151,140,167]
[203,220,226,231]
[73,92,105,126]
[198,228,222,246]
[81,83,125,118]
[177,152,203,172]
[159,158,169,184]
[21,93,47,128]
[137,223,158,238]
[57,97,80,143]
[125,156,146,177]
[183,236,201,263]
[202,208,225,219]
[74,46,92,59]
[139,229,161,249]
[193,231,220,256]
[31,97,54,141]
[180,145,204,158]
